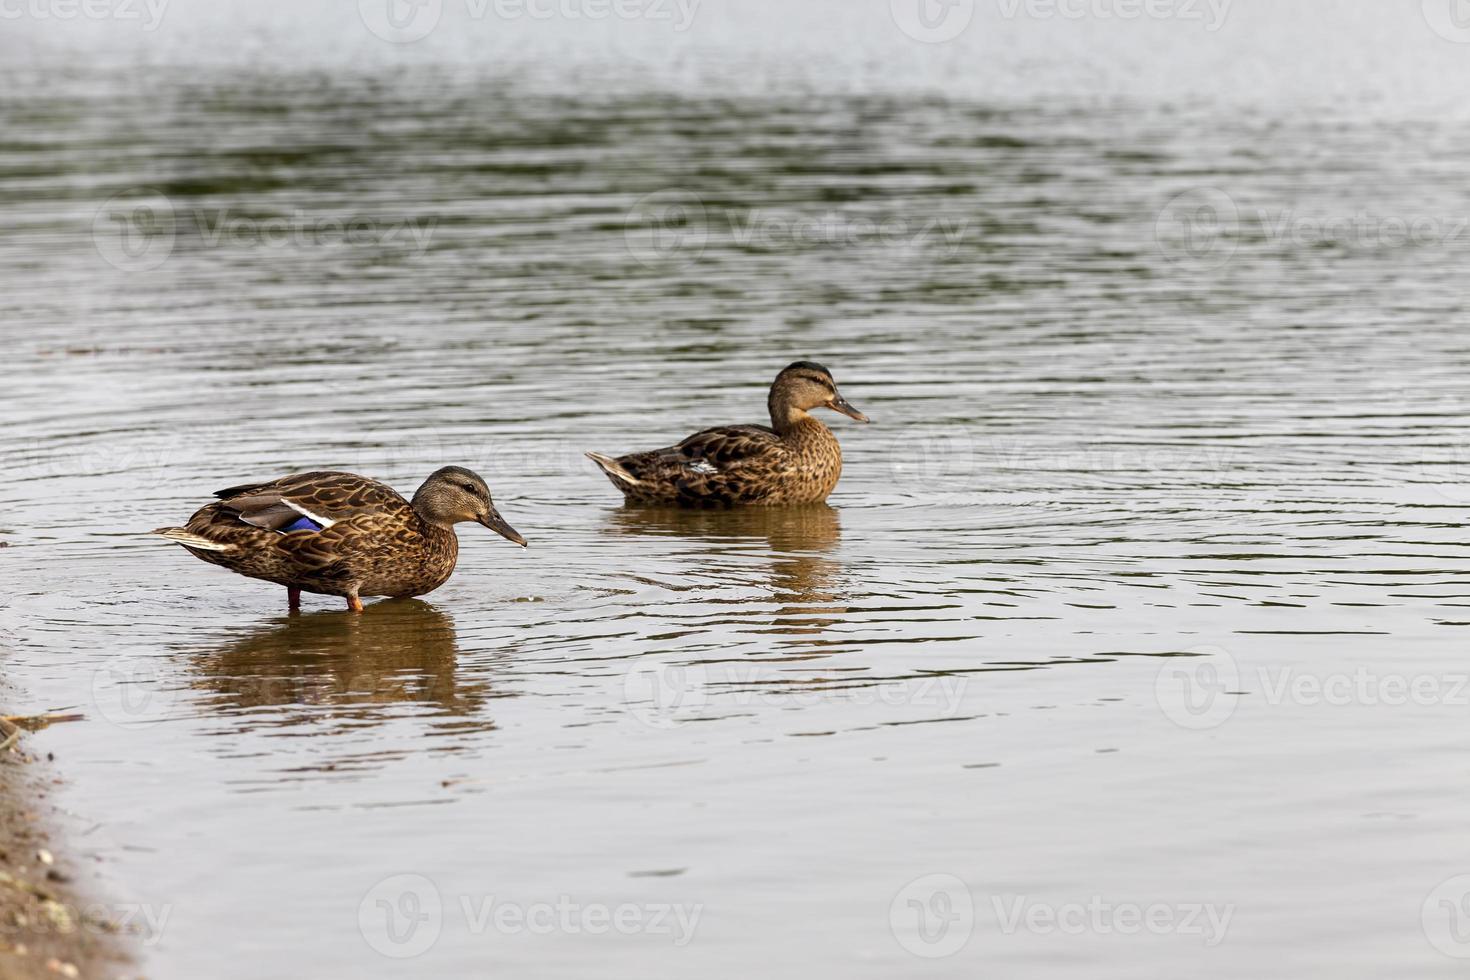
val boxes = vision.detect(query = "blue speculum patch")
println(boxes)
[282,516,324,533]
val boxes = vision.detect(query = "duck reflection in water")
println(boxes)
[188,600,496,731]
[606,504,848,647]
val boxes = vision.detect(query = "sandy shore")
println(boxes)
[0,714,134,980]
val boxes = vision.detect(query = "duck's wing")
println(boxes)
[212,471,411,531]
[160,472,411,576]
[673,425,783,467]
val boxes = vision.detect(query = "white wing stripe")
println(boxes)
[284,499,338,529]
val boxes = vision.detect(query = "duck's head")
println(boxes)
[769,361,869,424]
[413,466,527,546]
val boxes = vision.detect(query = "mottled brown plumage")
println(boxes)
[587,361,869,506]
[152,467,526,612]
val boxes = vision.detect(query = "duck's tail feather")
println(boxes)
[585,452,642,486]
[150,527,236,552]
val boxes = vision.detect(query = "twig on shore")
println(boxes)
[0,719,20,755]
[0,712,84,765]
[0,714,83,733]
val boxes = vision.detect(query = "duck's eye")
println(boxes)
[458,482,478,493]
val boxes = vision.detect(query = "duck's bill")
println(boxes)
[481,510,528,547]
[829,395,870,423]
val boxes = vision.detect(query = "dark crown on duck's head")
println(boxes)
[768,361,869,428]
[783,360,834,380]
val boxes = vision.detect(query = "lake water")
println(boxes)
[4,2,1470,977]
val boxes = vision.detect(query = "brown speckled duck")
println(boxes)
[586,361,869,506]
[152,467,526,612]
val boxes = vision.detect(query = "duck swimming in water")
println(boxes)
[152,467,526,612]
[586,361,869,506]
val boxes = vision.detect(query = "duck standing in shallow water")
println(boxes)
[152,467,526,612]
[587,361,869,506]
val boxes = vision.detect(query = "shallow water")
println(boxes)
[5,6,1470,977]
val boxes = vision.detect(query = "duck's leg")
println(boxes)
[288,587,301,614]
[346,594,364,613]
